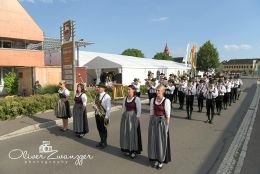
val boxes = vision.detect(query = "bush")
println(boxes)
[3,72,18,95]
[0,85,147,121]
[38,85,59,95]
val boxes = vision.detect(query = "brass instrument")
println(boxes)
[94,95,109,127]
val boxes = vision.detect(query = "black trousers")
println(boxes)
[95,114,107,144]
[173,87,178,102]
[186,95,194,118]
[206,99,215,121]
[216,96,223,113]
[230,88,234,105]
[198,95,204,111]
[178,91,185,109]
[233,88,238,102]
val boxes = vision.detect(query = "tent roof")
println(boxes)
[79,51,189,70]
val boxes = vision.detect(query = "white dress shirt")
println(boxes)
[122,97,141,118]
[185,84,196,95]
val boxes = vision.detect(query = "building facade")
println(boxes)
[0,0,61,95]
[222,58,260,76]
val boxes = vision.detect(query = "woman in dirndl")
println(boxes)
[73,83,89,138]
[120,85,142,159]
[148,85,171,169]
[55,80,71,132]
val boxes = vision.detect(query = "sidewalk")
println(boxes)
[0,96,149,140]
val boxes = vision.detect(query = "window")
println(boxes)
[18,72,23,78]
[3,41,12,48]
[0,40,2,48]
[250,65,253,68]
[13,41,26,49]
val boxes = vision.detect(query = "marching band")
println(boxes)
[56,73,243,170]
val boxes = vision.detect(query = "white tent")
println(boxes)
[78,51,190,85]
[44,51,190,85]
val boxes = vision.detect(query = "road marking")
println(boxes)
[216,81,260,174]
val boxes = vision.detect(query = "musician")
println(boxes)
[185,79,196,120]
[148,85,171,169]
[237,75,243,100]
[229,77,234,106]
[204,79,218,124]
[223,77,231,110]
[196,79,206,112]
[149,78,157,104]
[173,75,179,103]
[165,80,175,104]
[216,79,226,115]
[178,77,187,110]
[93,82,111,149]
[233,76,239,102]
[73,83,89,138]
[132,78,141,97]
[55,80,71,132]
[120,85,142,159]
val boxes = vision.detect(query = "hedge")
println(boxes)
[0,85,147,121]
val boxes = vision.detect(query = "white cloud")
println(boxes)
[151,17,169,22]
[224,44,252,51]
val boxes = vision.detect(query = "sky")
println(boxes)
[19,0,260,60]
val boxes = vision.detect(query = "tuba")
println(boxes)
[94,95,109,127]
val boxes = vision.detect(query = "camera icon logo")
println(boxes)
[39,141,53,153]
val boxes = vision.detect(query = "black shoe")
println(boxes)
[130,153,136,159]
[185,116,189,119]
[96,142,103,147]
[156,163,163,169]
[60,128,68,132]
[209,120,213,124]
[100,143,107,149]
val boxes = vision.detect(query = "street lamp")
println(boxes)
[75,39,94,66]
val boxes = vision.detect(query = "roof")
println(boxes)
[0,0,44,41]
[223,58,260,65]
[172,57,184,63]
[79,51,189,70]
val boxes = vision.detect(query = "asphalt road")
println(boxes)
[0,79,257,174]
[240,97,260,174]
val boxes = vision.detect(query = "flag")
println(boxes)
[190,45,196,69]
[184,43,190,67]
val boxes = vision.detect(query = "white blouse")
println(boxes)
[75,92,87,106]
[122,97,141,118]
[58,88,70,97]
[149,97,171,118]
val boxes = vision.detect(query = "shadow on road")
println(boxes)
[46,125,151,167]
[195,79,257,174]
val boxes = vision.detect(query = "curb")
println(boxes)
[216,81,260,174]
[0,99,149,141]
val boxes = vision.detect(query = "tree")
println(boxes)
[153,52,173,60]
[4,72,18,95]
[196,40,220,72]
[121,48,145,58]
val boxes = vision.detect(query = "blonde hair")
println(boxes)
[156,84,165,92]
[59,80,66,85]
